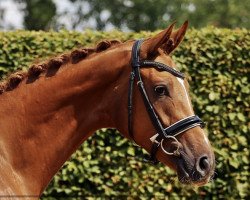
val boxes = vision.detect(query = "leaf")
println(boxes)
[237,113,246,122]
[105,146,111,152]
[127,147,135,156]
[228,113,236,120]
[229,159,240,168]
[208,91,220,100]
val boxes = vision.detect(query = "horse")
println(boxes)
[0,21,215,198]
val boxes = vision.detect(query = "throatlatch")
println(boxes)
[128,39,205,164]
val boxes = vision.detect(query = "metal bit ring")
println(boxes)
[160,136,180,156]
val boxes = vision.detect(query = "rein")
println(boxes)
[128,39,205,164]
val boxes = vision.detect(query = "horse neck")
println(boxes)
[0,45,131,195]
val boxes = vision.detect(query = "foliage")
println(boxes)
[0,28,249,199]
[67,0,250,31]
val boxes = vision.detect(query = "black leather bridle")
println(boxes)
[128,39,205,164]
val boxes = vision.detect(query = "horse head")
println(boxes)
[121,21,215,186]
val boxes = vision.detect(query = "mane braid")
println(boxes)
[0,39,122,95]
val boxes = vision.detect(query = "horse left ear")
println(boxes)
[140,22,175,58]
[163,21,189,54]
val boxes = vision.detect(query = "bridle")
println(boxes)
[128,39,205,164]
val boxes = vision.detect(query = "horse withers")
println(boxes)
[0,21,215,197]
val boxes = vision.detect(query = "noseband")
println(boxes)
[128,39,205,164]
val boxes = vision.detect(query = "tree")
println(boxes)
[188,0,250,29]
[68,0,250,31]
[15,0,56,30]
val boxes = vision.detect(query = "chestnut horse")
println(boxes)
[0,22,215,198]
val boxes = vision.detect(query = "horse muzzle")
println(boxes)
[176,150,215,186]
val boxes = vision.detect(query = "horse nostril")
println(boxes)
[196,155,210,176]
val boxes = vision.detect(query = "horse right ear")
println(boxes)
[162,21,189,54]
[140,22,175,58]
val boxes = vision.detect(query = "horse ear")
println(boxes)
[163,21,189,54]
[140,22,175,58]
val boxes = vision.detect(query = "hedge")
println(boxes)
[0,28,249,199]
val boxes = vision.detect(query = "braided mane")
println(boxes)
[0,39,121,95]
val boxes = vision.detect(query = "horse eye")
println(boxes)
[154,85,168,96]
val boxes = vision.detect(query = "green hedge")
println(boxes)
[0,28,249,199]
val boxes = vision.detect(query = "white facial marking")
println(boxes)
[174,69,210,146]
[176,76,192,112]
